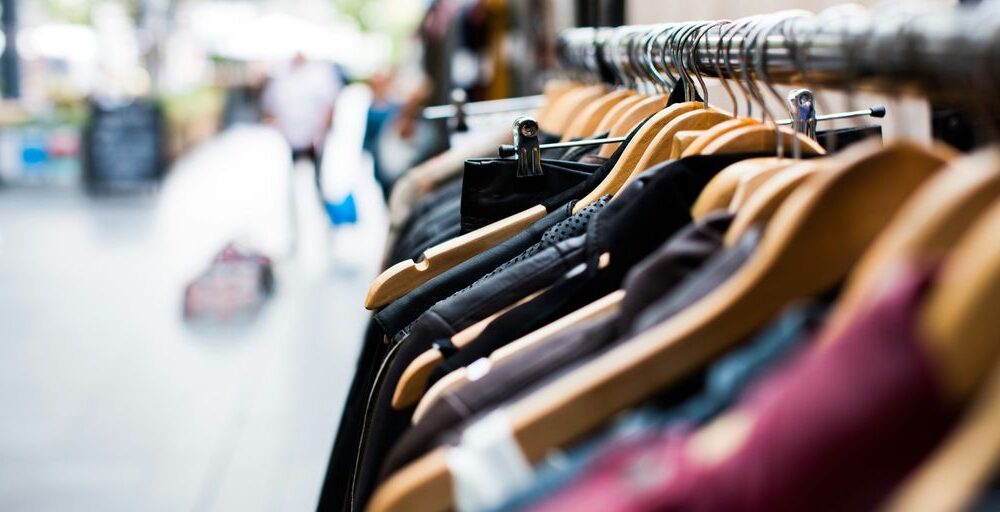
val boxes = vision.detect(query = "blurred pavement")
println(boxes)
[0,97,385,511]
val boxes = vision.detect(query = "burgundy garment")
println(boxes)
[524,264,957,512]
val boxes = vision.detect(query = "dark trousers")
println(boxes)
[291,145,323,199]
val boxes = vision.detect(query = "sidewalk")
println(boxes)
[0,114,385,511]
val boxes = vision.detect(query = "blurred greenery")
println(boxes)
[41,0,144,24]
[333,0,370,29]
[333,0,424,65]
[160,85,222,125]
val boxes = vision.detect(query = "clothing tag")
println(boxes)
[446,409,534,512]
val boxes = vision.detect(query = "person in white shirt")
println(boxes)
[262,52,341,197]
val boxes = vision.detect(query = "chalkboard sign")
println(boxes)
[83,98,165,193]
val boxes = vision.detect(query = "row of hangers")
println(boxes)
[368,3,1000,511]
[370,10,844,311]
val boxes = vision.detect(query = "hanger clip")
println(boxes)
[511,116,543,177]
[788,89,817,140]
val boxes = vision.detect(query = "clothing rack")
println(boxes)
[331,5,1000,512]
[424,4,998,124]
[555,5,1000,105]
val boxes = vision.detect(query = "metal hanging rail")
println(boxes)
[424,4,1000,123]
[556,4,1000,103]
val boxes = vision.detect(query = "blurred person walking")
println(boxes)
[262,51,342,199]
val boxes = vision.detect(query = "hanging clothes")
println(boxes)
[320,6,1000,512]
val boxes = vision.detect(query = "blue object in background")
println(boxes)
[21,129,48,175]
[324,193,358,226]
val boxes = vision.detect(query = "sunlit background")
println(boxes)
[0,0,561,510]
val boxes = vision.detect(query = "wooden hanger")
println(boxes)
[593,94,646,135]
[815,145,990,350]
[560,89,636,141]
[412,290,626,424]
[367,141,948,512]
[402,135,806,411]
[365,206,548,309]
[680,117,758,157]
[700,124,826,156]
[917,193,1000,402]
[671,130,707,159]
[726,159,799,211]
[691,157,790,219]
[535,81,581,130]
[630,108,732,174]
[406,150,804,410]
[573,101,704,212]
[413,368,472,424]
[882,360,1000,512]
[723,161,825,245]
[537,84,592,132]
[544,85,608,135]
[596,94,669,157]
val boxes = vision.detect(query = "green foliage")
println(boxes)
[331,0,424,66]
[40,0,144,25]
[334,0,371,29]
[41,0,93,24]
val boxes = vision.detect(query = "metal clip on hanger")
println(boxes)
[788,88,817,140]
[501,115,628,177]
[512,117,543,177]
[499,113,626,164]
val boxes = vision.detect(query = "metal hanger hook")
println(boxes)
[681,20,717,105]
[651,23,681,91]
[722,17,758,118]
[674,21,705,101]
[692,20,733,113]
[665,22,700,99]
[754,12,813,157]
[643,24,672,93]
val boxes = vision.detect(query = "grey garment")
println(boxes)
[616,210,735,331]
[466,225,764,425]
[630,226,764,335]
